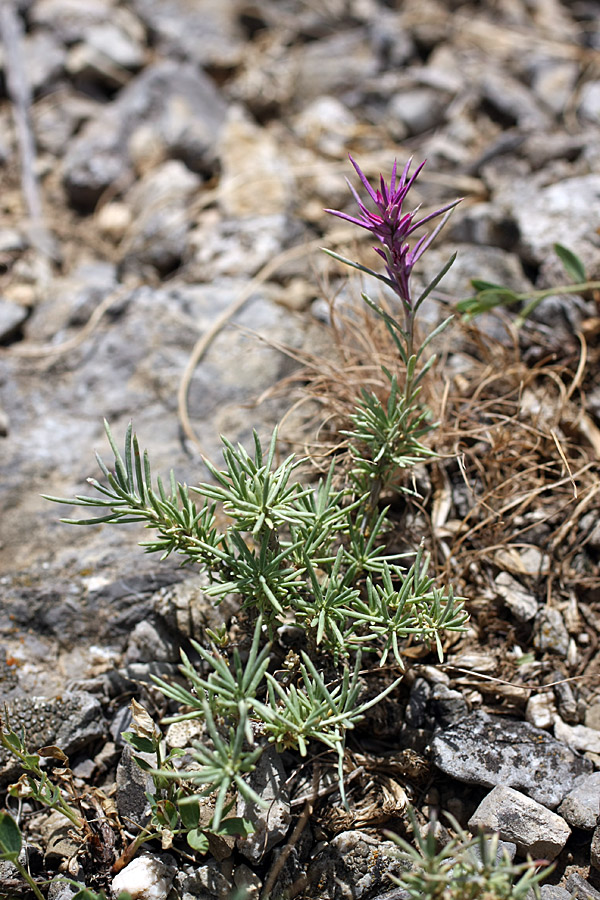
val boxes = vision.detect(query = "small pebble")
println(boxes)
[111,855,175,900]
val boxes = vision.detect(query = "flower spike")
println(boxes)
[325,155,461,309]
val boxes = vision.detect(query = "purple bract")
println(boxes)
[325,155,460,307]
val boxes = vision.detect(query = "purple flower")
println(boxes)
[325,155,460,307]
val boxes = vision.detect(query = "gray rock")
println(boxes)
[188,213,301,280]
[0,691,105,786]
[307,831,407,900]
[115,744,154,830]
[534,608,570,657]
[237,746,291,863]
[565,872,600,899]
[558,772,600,829]
[431,711,591,808]
[80,22,145,72]
[47,880,79,900]
[388,87,448,137]
[481,71,549,130]
[540,886,575,900]
[508,174,600,264]
[63,61,226,211]
[468,785,571,861]
[174,860,233,900]
[406,677,432,729]
[122,159,200,274]
[152,574,238,641]
[579,81,600,123]
[431,683,469,727]
[591,825,600,871]
[29,0,115,43]
[0,299,27,342]
[554,718,600,755]
[494,572,538,622]
[22,30,66,93]
[292,29,379,104]
[531,61,580,116]
[130,0,244,68]
[553,677,579,725]
[125,617,180,665]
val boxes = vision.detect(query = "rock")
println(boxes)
[152,574,238,641]
[174,860,233,900]
[507,174,600,264]
[553,677,579,724]
[292,29,379,104]
[234,863,262,898]
[591,825,600,871]
[0,299,27,342]
[494,572,538,622]
[579,81,600,123]
[63,61,226,211]
[97,202,132,241]
[430,683,469,727]
[540,888,573,900]
[76,22,145,72]
[525,693,556,731]
[431,711,591,808]
[122,159,200,274]
[40,810,80,866]
[534,608,570,657]
[468,785,570,861]
[553,717,600,755]
[481,70,549,130]
[130,0,244,68]
[21,30,66,93]
[188,212,302,280]
[558,772,600,829]
[111,854,177,900]
[217,107,294,218]
[447,202,519,250]
[406,677,432,729]
[237,746,291,863]
[29,0,116,43]
[124,617,180,665]
[307,831,407,900]
[0,692,106,786]
[565,872,600,899]
[292,96,358,158]
[531,61,580,116]
[115,744,154,830]
[388,87,449,137]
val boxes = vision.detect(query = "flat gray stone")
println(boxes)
[431,712,591,808]
[1,691,106,786]
[237,746,291,863]
[468,786,571,861]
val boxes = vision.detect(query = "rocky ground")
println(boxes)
[1,0,600,898]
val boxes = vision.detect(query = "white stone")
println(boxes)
[526,693,556,730]
[111,855,175,900]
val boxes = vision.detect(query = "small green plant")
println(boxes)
[458,242,600,326]
[36,156,473,878]
[390,809,548,899]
